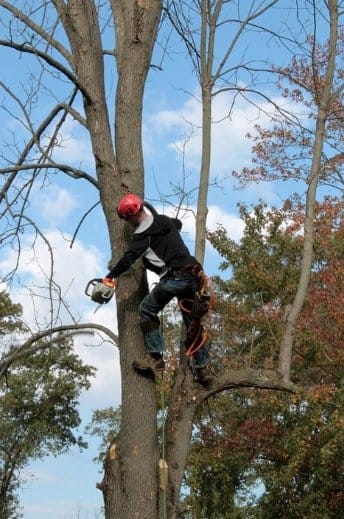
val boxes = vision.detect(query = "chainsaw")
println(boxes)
[85,278,116,313]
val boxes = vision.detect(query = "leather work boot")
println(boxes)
[133,353,165,378]
[194,366,213,385]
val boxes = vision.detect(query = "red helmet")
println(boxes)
[117,194,144,220]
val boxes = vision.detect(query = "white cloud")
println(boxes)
[150,91,283,172]
[23,501,102,519]
[74,334,120,409]
[207,205,245,242]
[0,230,120,405]
[153,203,245,243]
[33,185,78,226]
[1,231,103,321]
[22,468,58,483]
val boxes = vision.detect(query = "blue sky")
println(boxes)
[0,1,336,517]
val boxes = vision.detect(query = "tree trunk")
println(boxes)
[278,0,339,381]
[59,1,163,517]
[104,2,163,517]
[165,366,198,518]
[195,85,212,264]
[194,0,214,264]
[57,0,119,241]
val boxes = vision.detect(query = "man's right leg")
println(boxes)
[136,283,174,372]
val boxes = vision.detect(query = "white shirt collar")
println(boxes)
[134,213,154,234]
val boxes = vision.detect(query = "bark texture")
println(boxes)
[105,2,163,517]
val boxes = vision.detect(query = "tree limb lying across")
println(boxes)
[0,323,119,379]
[201,368,298,401]
[0,163,99,189]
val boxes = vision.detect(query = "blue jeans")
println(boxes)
[139,275,210,369]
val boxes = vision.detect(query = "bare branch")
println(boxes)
[0,95,89,205]
[103,49,117,57]
[58,103,87,127]
[70,201,101,248]
[0,322,119,378]
[0,40,90,100]
[0,163,99,188]
[214,85,302,127]
[0,0,73,65]
[12,214,56,321]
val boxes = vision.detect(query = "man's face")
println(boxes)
[126,213,141,227]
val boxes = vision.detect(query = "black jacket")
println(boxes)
[107,214,198,278]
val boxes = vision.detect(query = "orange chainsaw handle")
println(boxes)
[102,278,117,288]
[102,277,117,289]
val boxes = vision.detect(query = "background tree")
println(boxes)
[166,0,281,262]
[0,291,95,518]
[85,407,122,468]
[183,197,344,518]
[231,1,342,380]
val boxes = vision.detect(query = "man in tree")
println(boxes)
[98,193,211,384]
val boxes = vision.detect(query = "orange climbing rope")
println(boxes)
[178,268,215,357]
